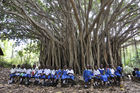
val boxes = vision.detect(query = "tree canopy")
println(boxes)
[0,0,140,73]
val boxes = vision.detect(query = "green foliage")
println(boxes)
[122,44,140,68]
[0,39,39,66]
[123,66,133,75]
[18,51,23,57]
[0,58,12,68]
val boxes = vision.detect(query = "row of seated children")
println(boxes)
[83,64,123,88]
[9,64,75,86]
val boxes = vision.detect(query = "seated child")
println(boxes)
[99,64,108,83]
[44,66,51,80]
[93,66,101,86]
[61,65,68,84]
[25,65,32,84]
[110,65,115,77]
[15,65,22,76]
[94,66,101,79]
[67,67,74,81]
[14,65,22,83]
[18,64,27,84]
[34,66,43,84]
[8,65,16,84]
[54,66,61,80]
[31,64,37,78]
[114,65,122,82]
[99,64,104,75]
[83,65,94,87]
[50,66,56,84]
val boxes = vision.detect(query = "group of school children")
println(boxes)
[9,64,124,88]
[83,64,123,88]
[9,64,75,86]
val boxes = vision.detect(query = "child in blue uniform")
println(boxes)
[24,65,32,85]
[83,65,94,88]
[19,64,26,84]
[99,64,108,85]
[67,67,74,81]
[54,67,61,80]
[99,64,104,75]
[61,65,68,84]
[114,66,122,82]
[54,66,61,86]
[8,65,16,84]
[109,65,116,84]
[15,65,22,83]
[50,66,56,85]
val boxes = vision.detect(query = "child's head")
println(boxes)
[106,64,109,68]
[17,65,21,68]
[12,65,16,68]
[56,66,59,70]
[94,66,98,70]
[100,64,103,68]
[21,64,25,69]
[39,66,42,69]
[63,65,67,70]
[28,65,31,69]
[68,67,72,70]
[33,64,36,69]
[89,66,92,69]
[110,64,114,69]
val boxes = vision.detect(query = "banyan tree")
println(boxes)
[0,0,140,74]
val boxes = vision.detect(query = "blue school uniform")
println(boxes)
[34,71,41,78]
[136,71,140,77]
[105,68,115,77]
[83,69,94,82]
[99,68,104,75]
[54,69,61,79]
[115,66,122,77]
[61,70,68,80]
[10,74,16,78]
[105,68,111,77]
[67,75,74,80]
[40,70,46,79]
[100,74,108,82]
[99,68,108,82]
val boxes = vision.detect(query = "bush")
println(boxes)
[123,66,133,75]
[0,61,12,68]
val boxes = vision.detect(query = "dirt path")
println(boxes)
[0,67,140,93]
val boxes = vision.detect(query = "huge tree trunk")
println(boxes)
[39,37,122,74]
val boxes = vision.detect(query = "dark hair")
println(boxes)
[12,65,16,68]
[17,65,20,68]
